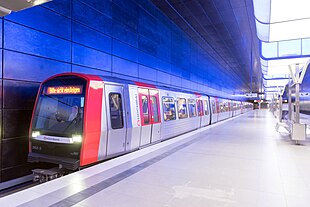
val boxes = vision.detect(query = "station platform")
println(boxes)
[1,110,310,207]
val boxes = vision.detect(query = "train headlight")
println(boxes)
[72,134,82,143]
[32,131,40,138]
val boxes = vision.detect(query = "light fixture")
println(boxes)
[0,0,52,17]
[72,134,82,143]
[32,131,40,138]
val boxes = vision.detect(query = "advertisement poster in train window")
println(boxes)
[177,98,188,119]
[162,97,176,121]
[188,99,197,117]
[197,100,204,116]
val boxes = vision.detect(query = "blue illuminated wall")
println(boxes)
[0,0,237,182]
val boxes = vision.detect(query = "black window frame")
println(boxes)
[188,99,197,118]
[162,96,176,121]
[109,92,124,129]
[177,98,188,119]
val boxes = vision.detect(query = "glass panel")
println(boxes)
[278,39,301,57]
[204,100,209,115]
[141,95,150,124]
[261,41,278,58]
[253,0,271,23]
[197,100,204,116]
[212,101,216,113]
[151,96,159,123]
[188,99,197,117]
[254,0,310,41]
[302,38,310,55]
[162,97,176,121]
[255,19,270,41]
[220,102,224,113]
[177,98,188,119]
[33,94,84,135]
[109,93,124,129]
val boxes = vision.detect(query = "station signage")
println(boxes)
[45,85,83,95]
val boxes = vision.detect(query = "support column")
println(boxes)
[295,65,300,123]
[288,86,292,121]
[279,93,283,123]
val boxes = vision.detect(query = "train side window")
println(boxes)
[188,99,197,117]
[151,96,159,123]
[141,95,150,124]
[204,100,209,115]
[212,101,216,113]
[220,102,224,113]
[109,93,124,129]
[177,98,188,119]
[162,97,176,121]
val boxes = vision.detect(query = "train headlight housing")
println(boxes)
[32,131,40,138]
[72,134,82,143]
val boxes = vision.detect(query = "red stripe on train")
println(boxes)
[80,76,103,166]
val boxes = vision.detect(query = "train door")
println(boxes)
[105,84,127,157]
[210,97,217,124]
[228,101,232,117]
[197,99,204,127]
[203,98,211,125]
[138,88,161,146]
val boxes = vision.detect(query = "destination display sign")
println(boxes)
[45,86,83,95]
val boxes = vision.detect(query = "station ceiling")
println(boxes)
[151,0,262,94]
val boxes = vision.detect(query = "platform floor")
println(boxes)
[2,110,310,207]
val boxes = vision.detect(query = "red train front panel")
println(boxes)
[28,73,104,170]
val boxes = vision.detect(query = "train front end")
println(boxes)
[28,73,104,170]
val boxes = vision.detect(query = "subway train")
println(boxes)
[28,73,253,171]
[283,76,310,126]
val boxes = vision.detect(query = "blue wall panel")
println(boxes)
[0,19,2,49]
[72,43,111,70]
[79,0,112,18]
[72,65,111,76]
[72,21,111,53]
[113,0,139,19]
[112,39,138,62]
[139,10,160,43]
[41,0,71,17]
[72,0,112,36]
[171,75,181,87]
[139,36,158,56]
[157,70,171,85]
[0,0,239,183]
[112,21,138,47]
[4,50,71,82]
[112,56,138,78]
[3,80,39,110]
[5,6,71,39]
[112,3,138,32]
[138,51,160,69]
[170,65,182,77]
[181,79,191,90]
[138,65,157,81]
[4,21,71,62]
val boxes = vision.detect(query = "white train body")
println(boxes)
[28,73,253,170]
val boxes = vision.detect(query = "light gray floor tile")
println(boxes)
[11,110,310,207]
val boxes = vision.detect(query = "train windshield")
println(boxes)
[32,77,86,137]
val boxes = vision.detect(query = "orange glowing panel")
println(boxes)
[45,86,83,95]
